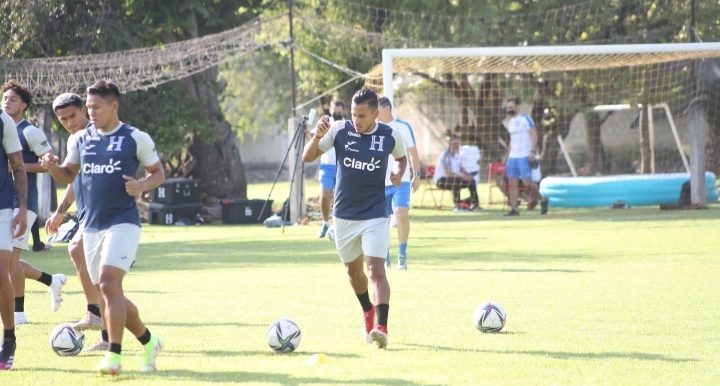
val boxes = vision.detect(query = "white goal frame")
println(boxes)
[380,43,720,206]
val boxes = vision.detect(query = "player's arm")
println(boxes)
[302,116,333,163]
[42,131,81,184]
[524,114,538,161]
[389,131,407,187]
[8,151,28,237]
[26,127,55,173]
[46,183,75,235]
[124,131,166,198]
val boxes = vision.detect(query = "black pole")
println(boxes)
[288,0,298,117]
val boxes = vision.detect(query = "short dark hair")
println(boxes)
[1,80,34,111]
[52,93,84,111]
[331,100,345,110]
[378,96,392,110]
[507,96,521,105]
[87,80,121,102]
[352,89,378,110]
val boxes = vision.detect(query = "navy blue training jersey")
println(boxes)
[0,111,23,211]
[66,123,159,231]
[317,121,406,220]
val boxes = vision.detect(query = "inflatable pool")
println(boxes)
[539,172,719,207]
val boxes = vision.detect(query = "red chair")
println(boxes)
[418,165,448,209]
[487,162,535,209]
[487,162,508,208]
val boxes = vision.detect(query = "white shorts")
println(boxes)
[84,224,141,284]
[12,209,37,251]
[0,209,13,252]
[333,217,390,263]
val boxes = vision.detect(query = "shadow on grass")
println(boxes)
[401,343,697,363]
[166,349,362,359]
[30,368,435,385]
[418,268,587,274]
[150,321,266,328]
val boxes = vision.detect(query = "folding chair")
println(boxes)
[487,162,508,208]
[418,165,447,209]
[487,162,535,209]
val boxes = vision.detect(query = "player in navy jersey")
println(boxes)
[0,109,28,370]
[42,80,165,375]
[303,89,407,349]
[45,93,107,351]
[1,81,67,326]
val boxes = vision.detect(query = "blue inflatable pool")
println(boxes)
[539,172,719,207]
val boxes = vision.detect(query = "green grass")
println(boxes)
[10,183,720,385]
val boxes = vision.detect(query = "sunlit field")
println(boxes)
[9,182,719,385]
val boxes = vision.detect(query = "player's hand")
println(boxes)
[45,212,64,235]
[390,171,402,187]
[12,208,27,239]
[41,153,59,170]
[314,116,330,139]
[411,175,420,193]
[123,175,143,198]
[529,154,536,163]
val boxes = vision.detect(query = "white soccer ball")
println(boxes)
[473,302,506,333]
[266,319,301,353]
[50,323,85,356]
[327,227,335,242]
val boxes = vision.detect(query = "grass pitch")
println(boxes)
[8,183,720,385]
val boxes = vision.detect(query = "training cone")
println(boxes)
[304,353,331,366]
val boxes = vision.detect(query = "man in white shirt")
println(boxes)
[316,100,345,238]
[378,97,421,270]
[434,135,479,212]
[503,97,548,216]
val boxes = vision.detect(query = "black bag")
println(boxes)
[48,219,79,243]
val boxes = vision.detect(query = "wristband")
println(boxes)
[314,135,323,139]
[413,171,421,177]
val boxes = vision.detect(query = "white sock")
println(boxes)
[323,221,330,226]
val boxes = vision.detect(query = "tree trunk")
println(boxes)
[160,15,247,199]
[638,69,652,174]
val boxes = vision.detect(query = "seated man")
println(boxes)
[433,135,479,212]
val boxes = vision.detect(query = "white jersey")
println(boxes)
[433,150,462,184]
[507,113,535,158]
[319,118,345,166]
[383,118,416,185]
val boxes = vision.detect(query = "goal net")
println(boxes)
[368,43,720,207]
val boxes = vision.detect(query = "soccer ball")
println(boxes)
[473,302,506,333]
[266,319,301,353]
[50,323,85,356]
[327,227,335,242]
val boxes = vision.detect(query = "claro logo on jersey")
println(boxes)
[343,157,382,172]
[83,159,122,174]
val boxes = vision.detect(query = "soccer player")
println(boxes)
[377,97,421,270]
[302,89,407,349]
[45,93,107,351]
[42,80,164,375]
[1,81,67,325]
[503,97,548,216]
[0,109,28,370]
[316,100,346,238]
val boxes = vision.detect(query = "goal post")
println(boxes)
[375,43,720,207]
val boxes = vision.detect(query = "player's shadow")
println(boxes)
[419,268,587,273]
[138,369,438,385]
[166,349,362,359]
[29,368,434,384]
[401,343,698,362]
[149,321,265,328]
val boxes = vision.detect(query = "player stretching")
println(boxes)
[45,93,108,351]
[303,89,407,349]
[43,81,164,375]
[0,110,28,370]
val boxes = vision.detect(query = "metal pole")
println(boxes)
[288,0,298,117]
